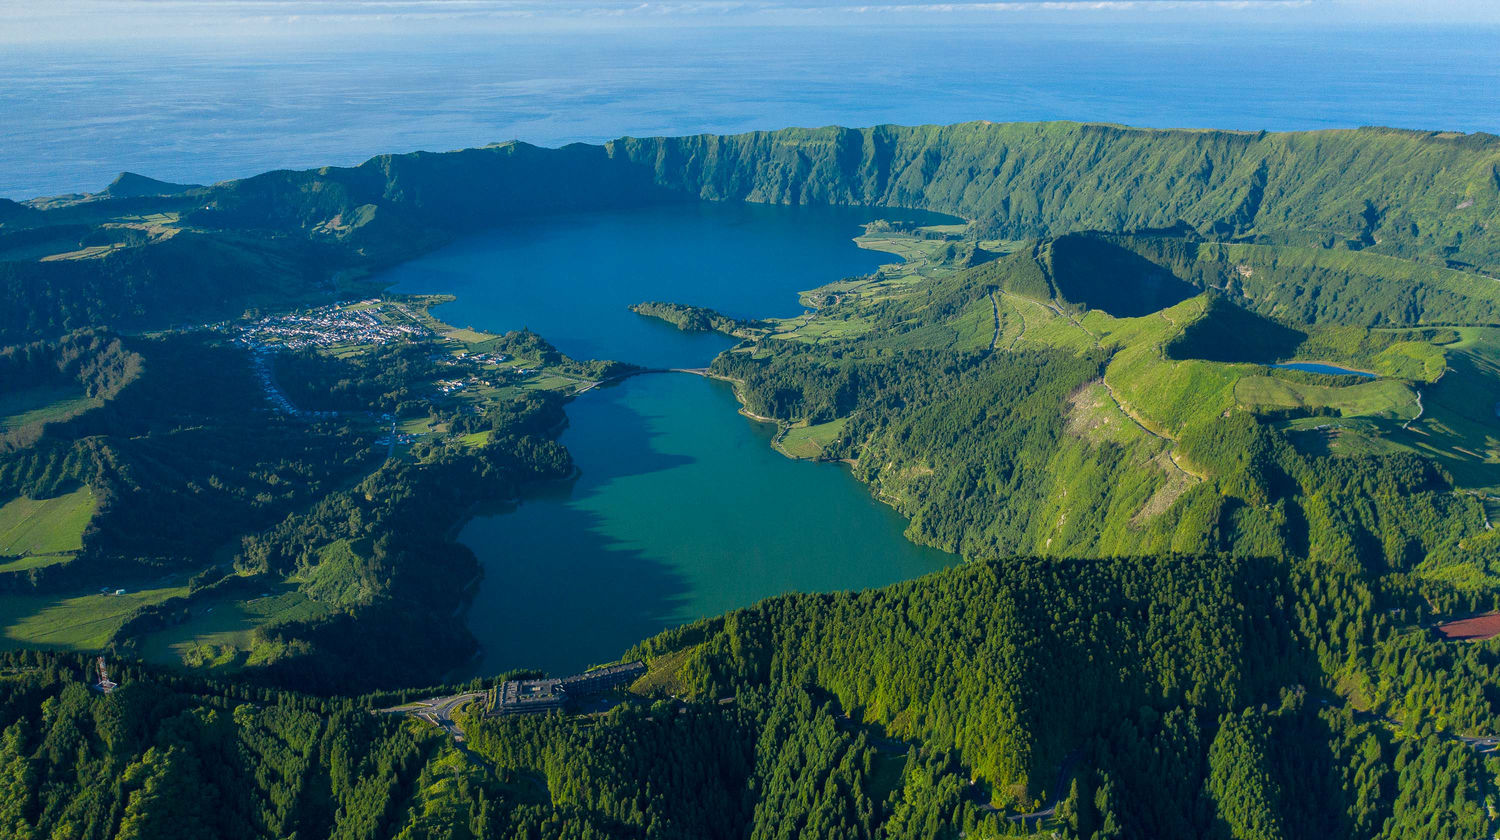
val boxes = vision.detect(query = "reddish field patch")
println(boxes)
[1436,612,1500,641]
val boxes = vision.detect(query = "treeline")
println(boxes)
[632,555,1302,808]
[0,330,142,451]
[0,649,1019,840]
[0,650,441,840]
[0,330,141,401]
[0,229,344,347]
[274,342,450,416]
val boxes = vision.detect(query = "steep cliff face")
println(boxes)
[609,123,1500,268]
[3,121,1498,345]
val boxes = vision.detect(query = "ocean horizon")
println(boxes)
[4,22,1499,200]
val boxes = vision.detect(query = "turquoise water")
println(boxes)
[459,374,953,676]
[1272,362,1377,378]
[387,202,957,675]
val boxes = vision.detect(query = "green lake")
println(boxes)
[386,201,958,676]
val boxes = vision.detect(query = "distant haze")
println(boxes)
[6,1,1500,41]
[2,10,1498,198]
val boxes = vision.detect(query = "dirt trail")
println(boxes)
[988,291,1002,351]
[1403,388,1424,430]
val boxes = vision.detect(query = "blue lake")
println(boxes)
[387,202,958,675]
[1272,362,1377,378]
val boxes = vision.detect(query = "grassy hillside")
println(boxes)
[0,486,94,557]
[716,225,1495,574]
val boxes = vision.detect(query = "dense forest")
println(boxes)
[0,551,1491,840]
[0,331,372,584]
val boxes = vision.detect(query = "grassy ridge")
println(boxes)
[4,122,1499,346]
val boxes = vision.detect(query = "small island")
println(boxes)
[628,301,762,337]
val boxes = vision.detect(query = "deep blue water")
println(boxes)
[385,202,954,369]
[1272,362,1378,378]
[5,24,1500,199]
[386,203,959,676]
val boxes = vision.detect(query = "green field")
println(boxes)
[458,430,492,448]
[0,554,73,573]
[1385,345,1500,489]
[0,585,188,651]
[0,384,98,432]
[138,584,335,672]
[778,417,848,459]
[0,486,95,561]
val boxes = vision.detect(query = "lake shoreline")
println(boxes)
[386,204,961,676]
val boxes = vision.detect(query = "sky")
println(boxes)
[5,0,1498,43]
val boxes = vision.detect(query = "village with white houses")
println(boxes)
[213,295,603,455]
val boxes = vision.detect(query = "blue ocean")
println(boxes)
[4,23,1499,199]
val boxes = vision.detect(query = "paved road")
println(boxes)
[379,691,486,741]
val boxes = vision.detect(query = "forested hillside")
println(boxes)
[3,122,1499,346]
[0,323,590,691]
[0,548,1486,840]
[614,123,1500,270]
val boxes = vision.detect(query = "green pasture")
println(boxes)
[1235,375,1419,419]
[458,430,492,448]
[0,585,188,651]
[778,417,848,459]
[1384,350,1500,489]
[0,384,98,432]
[0,486,95,557]
[138,583,334,672]
[0,554,72,573]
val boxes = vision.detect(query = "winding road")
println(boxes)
[378,691,487,741]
